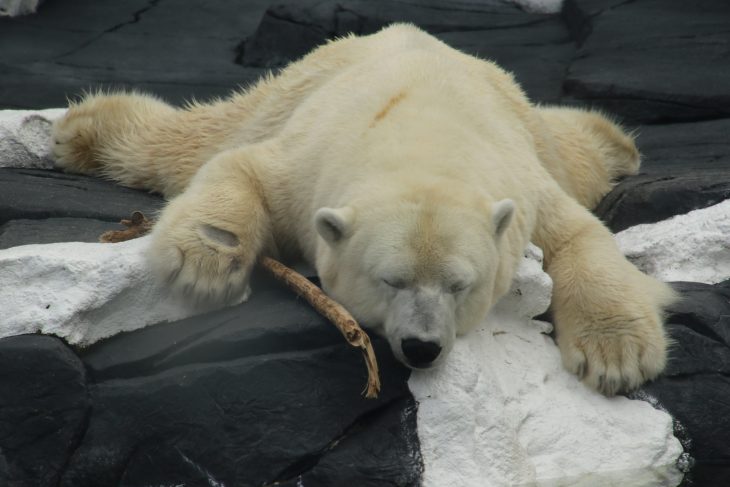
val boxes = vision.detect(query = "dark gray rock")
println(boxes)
[0,217,120,249]
[241,0,541,67]
[60,271,421,487]
[563,0,730,123]
[594,119,730,232]
[437,20,574,103]
[0,335,90,487]
[0,168,164,225]
[240,0,573,102]
[639,280,730,487]
[0,0,274,108]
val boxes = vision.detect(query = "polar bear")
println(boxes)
[52,24,675,395]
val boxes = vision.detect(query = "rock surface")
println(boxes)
[562,0,730,123]
[0,0,270,108]
[241,0,573,103]
[0,168,163,224]
[639,280,730,487]
[595,119,730,232]
[0,236,200,345]
[0,0,44,17]
[0,335,89,487]
[0,108,65,169]
[616,200,730,285]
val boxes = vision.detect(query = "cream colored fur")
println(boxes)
[52,24,674,395]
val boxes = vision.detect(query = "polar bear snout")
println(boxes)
[401,338,442,368]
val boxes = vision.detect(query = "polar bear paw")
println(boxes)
[149,213,254,307]
[51,106,101,174]
[558,308,668,396]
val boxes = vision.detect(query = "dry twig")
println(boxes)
[100,211,381,398]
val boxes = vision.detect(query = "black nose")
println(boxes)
[401,338,442,368]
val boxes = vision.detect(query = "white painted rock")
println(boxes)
[0,236,199,346]
[409,244,683,487]
[0,0,43,17]
[0,108,66,169]
[616,200,730,285]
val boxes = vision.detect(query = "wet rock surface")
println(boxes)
[0,0,729,485]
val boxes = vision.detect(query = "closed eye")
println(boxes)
[382,278,407,290]
[448,282,469,294]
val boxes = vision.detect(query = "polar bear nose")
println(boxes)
[401,338,442,368]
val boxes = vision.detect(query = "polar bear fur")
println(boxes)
[52,24,675,395]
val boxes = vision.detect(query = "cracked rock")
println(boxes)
[0,335,90,487]
[563,0,730,123]
[0,0,272,108]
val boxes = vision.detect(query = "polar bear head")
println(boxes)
[314,194,515,369]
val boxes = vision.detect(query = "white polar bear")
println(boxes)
[52,24,675,395]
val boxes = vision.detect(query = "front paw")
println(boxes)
[557,306,669,396]
[148,214,253,306]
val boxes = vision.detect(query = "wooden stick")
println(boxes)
[259,256,381,398]
[100,212,381,398]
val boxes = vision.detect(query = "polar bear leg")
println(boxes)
[148,145,274,305]
[51,91,208,197]
[532,188,676,395]
[51,35,369,198]
[534,107,640,210]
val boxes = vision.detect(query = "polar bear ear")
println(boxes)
[315,207,355,245]
[491,199,515,238]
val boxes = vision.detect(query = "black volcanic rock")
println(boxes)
[0,168,164,226]
[562,0,730,123]
[594,119,730,232]
[639,280,730,487]
[0,335,90,487]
